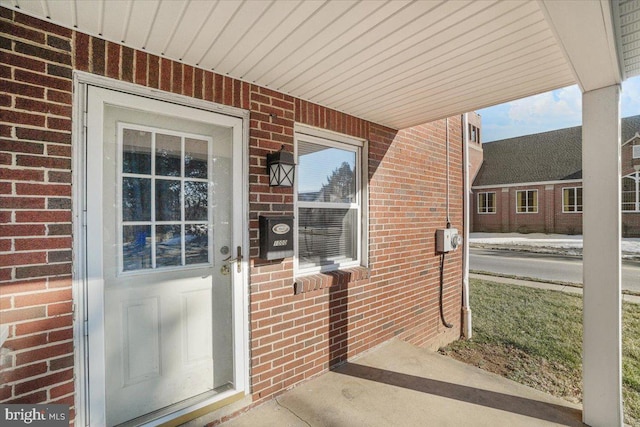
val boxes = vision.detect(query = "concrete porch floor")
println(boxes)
[218,339,583,427]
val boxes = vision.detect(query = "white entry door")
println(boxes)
[85,86,246,426]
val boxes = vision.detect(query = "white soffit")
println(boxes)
[615,0,640,78]
[539,0,623,92]
[3,0,621,129]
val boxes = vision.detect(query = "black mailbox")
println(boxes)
[259,216,294,260]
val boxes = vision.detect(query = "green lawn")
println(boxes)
[440,279,640,426]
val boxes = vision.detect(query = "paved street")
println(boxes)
[470,248,640,293]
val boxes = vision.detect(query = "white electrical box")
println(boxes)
[436,228,462,253]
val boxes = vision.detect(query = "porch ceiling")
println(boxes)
[3,0,638,129]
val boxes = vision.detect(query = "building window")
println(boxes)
[633,145,640,159]
[623,172,640,212]
[477,192,496,214]
[469,124,480,143]
[295,129,365,274]
[562,187,583,213]
[516,189,538,213]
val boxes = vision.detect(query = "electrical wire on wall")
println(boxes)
[440,118,453,329]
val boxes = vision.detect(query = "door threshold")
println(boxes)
[116,386,245,427]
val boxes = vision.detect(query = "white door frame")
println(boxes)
[72,72,250,426]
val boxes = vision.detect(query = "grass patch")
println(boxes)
[439,279,640,426]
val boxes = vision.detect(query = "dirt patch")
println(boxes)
[440,342,582,404]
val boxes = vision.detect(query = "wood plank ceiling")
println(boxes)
[2,0,631,129]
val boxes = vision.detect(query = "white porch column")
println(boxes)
[582,84,623,427]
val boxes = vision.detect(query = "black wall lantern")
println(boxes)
[267,145,295,187]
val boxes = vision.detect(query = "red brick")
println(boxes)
[47,144,71,158]
[48,171,71,183]
[183,65,193,97]
[14,368,73,396]
[0,385,12,401]
[47,301,72,316]
[15,183,71,196]
[14,13,72,38]
[48,328,73,343]
[122,46,134,82]
[16,155,70,169]
[14,69,71,92]
[49,354,73,371]
[14,263,72,280]
[135,50,147,86]
[14,237,71,251]
[0,167,45,182]
[16,127,71,144]
[148,54,159,89]
[0,139,45,155]
[74,32,90,72]
[0,50,47,73]
[50,379,74,398]
[47,89,72,105]
[15,316,73,339]
[15,97,71,117]
[0,362,47,384]
[0,252,47,268]
[107,42,120,79]
[0,196,45,209]
[3,333,48,351]
[1,307,47,329]
[0,224,46,237]
[46,117,72,132]
[0,279,47,294]
[5,390,47,404]
[172,61,183,94]
[92,37,105,75]
[160,58,171,91]
[0,109,45,127]
[14,290,71,309]
[1,80,45,99]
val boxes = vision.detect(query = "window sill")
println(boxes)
[293,266,370,295]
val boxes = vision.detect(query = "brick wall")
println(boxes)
[1,8,463,425]
[473,183,583,235]
[0,8,75,417]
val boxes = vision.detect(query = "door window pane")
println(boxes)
[123,177,151,221]
[156,225,182,267]
[185,138,208,179]
[156,180,181,221]
[123,129,152,174]
[156,134,182,177]
[185,224,209,265]
[123,225,152,271]
[185,181,208,221]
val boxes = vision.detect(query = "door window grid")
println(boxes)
[118,123,213,273]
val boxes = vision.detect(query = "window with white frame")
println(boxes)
[633,145,640,159]
[623,172,640,212]
[295,130,365,274]
[562,187,582,213]
[477,192,496,214]
[516,189,538,213]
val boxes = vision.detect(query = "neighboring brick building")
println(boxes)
[0,8,466,426]
[472,115,640,236]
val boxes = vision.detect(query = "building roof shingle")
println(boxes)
[473,115,640,187]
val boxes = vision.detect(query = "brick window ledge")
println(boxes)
[293,266,370,295]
